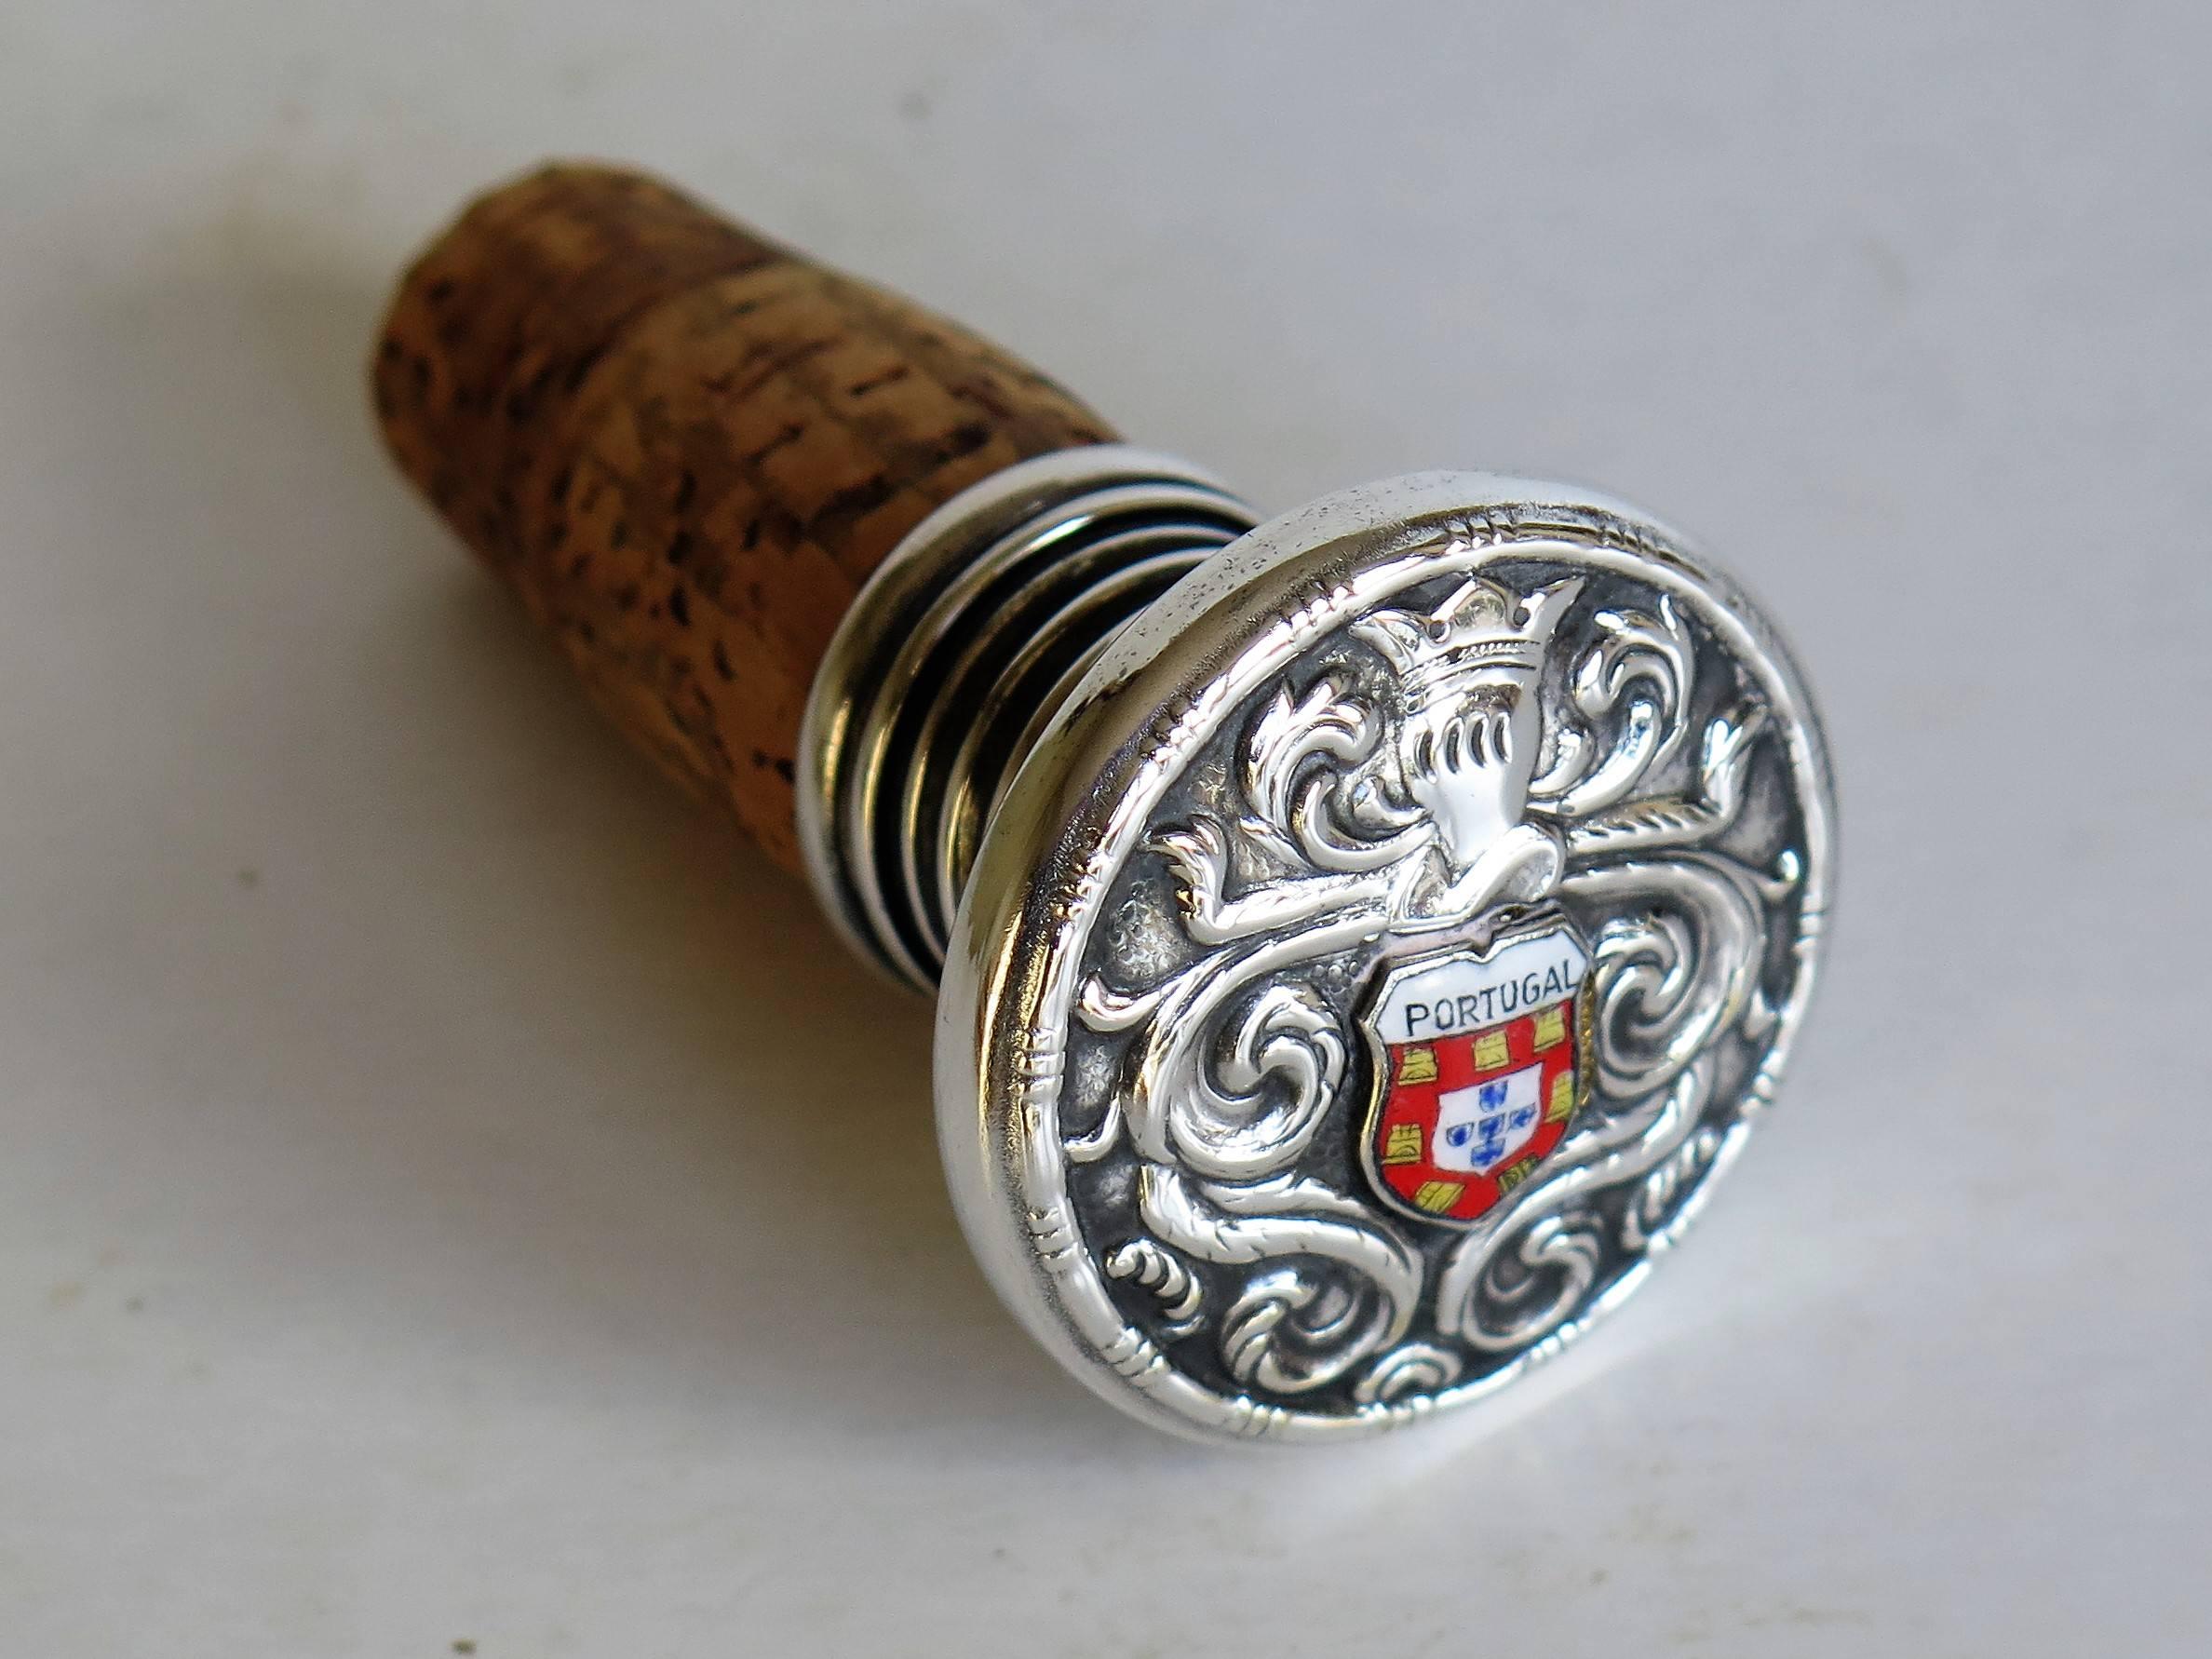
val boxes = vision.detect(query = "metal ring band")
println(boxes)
[796,446,1260,990]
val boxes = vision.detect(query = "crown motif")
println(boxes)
[1353,575,1585,881]
[1351,576,1581,706]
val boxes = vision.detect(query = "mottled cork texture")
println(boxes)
[372,163,1116,870]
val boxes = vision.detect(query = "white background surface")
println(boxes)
[4,4,2208,1654]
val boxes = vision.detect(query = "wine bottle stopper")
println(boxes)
[374,165,1834,1442]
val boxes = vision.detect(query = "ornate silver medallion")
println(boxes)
[937,472,1834,1441]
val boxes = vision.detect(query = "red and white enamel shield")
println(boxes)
[1356,920,1593,1227]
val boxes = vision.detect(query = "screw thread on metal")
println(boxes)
[798,448,1259,990]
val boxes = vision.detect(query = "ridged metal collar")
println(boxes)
[796,446,1258,989]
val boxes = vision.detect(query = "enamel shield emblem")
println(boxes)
[1358,920,1592,1226]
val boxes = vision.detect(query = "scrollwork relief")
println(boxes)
[1062,535,1812,1414]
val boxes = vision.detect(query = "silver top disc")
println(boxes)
[937,472,1835,1442]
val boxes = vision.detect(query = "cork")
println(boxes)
[371,162,1117,870]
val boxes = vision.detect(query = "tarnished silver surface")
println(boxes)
[935,472,1834,1441]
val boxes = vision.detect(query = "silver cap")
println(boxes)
[810,458,1834,1442]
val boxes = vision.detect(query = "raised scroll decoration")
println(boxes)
[1072,546,1798,1404]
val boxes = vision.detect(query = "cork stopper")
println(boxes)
[371,163,1117,870]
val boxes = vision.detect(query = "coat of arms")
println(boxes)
[1356,922,1591,1226]
[1056,510,1809,1418]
